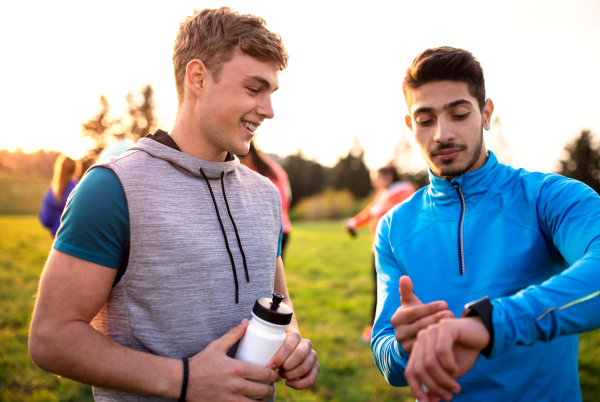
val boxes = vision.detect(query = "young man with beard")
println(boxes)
[371,47,600,402]
[29,8,318,402]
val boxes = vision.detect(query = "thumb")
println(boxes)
[211,319,248,352]
[399,276,421,306]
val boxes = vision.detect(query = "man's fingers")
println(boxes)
[436,320,461,378]
[399,275,421,305]
[279,349,317,380]
[405,338,430,402]
[267,332,301,369]
[284,361,320,390]
[416,326,460,400]
[395,308,453,352]
[409,330,454,402]
[235,361,281,383]
[236,378,275,398]
[392,302,450,327]
[210,319,248,352]
[280,338,312,372]
[422,327,461,397]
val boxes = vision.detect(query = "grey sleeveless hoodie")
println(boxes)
[90,138,282,401]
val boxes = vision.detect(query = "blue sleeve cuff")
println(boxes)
[276,225,282,258]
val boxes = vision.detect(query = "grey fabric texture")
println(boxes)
[90,138,282,402]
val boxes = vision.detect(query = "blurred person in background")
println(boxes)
[38,154,81,238]
[238,141,293,261]
[343,165,414,341]
[96,133,135,163]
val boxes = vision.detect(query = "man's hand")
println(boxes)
[342,219,357,238]
[391,276,454,353]
[404,317,490,402]
[266,329,319,390]
[187,319,281,401]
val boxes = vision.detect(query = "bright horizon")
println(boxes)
[1,0,599,173]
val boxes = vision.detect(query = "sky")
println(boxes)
[1,0,599,173]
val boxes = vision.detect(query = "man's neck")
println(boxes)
[170,108,229,162]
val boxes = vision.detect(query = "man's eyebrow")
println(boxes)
[243,75,279,92]
[412,99,473,116]
[413,107,434,115]
[444,99,473,109]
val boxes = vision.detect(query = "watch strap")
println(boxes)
[463,296,494,358]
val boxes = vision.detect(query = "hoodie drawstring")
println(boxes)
[220,171,250,282]
[199,168,249,303]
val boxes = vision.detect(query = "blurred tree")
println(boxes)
[81,95,116,164]
[283,151,330,207]
[80,85,159,170]
[486,116,513,165]
[557,130,600,194]
[126,84,158,142]
[330,138,372,199]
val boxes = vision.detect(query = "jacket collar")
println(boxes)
[428,151,499,198]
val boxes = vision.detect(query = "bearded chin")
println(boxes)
[430,129,484,179]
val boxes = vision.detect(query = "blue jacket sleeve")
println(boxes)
[490,176,600,358]
[371,213,410,387]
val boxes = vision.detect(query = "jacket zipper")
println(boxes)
[454,184,466,275]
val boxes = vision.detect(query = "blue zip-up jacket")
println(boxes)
[372,152,600,401]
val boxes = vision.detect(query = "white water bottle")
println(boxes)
[235,292,293,367]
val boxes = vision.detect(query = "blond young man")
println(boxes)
[29,8,319,401]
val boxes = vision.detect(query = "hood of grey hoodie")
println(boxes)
[126,137,240,179]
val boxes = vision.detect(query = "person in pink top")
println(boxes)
[238,141,293,260]
[344,165,415,341]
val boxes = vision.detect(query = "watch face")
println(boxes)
[460,307,472,318]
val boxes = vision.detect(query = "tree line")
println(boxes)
[1,84,599,204]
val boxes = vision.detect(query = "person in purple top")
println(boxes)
[39,155,81,237]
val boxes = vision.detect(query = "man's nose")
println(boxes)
[257,96,275,120]
[434,118,455,143]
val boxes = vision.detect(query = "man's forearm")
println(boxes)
[29,319,181,398]
[273,256,300,334]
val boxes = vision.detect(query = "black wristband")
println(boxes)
[179,357,189,402]
[462,296,494,358]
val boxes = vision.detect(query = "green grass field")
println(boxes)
[1,217,599,401]
[0,173,49,215]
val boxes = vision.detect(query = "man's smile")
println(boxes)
[242,120,259,132]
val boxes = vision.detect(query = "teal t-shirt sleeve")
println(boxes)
[277,225,282,259]
[53,167,130,269]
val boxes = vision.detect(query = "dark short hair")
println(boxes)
[403,47,485,110]
[378,164,401,183]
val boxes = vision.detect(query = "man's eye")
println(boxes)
[417,119,432,127]
[454,113,469,120]
[247,88,259,94]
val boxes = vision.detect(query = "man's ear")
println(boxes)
[482,99,494,131]
[185,59,209,101]
[405,115,413,132]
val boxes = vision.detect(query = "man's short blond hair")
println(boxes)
[173,7,289,104]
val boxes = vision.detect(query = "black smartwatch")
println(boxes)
[460,296,494,358]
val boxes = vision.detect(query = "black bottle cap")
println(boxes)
[252,292,293,325]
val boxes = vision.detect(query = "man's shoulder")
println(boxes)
[94,148,149,171]
[237,164,279,193]
[495,163,581,196]
[381,186,435,236]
